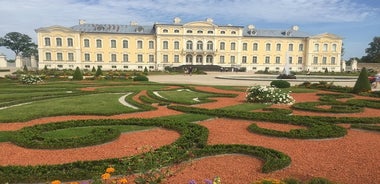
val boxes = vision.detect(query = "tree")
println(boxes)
[0,32,37,58]
[352,67,371,93]
[95,66,103,77]
[361,37,380,63]
[72,67,83,80]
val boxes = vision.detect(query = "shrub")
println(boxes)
[95,66,103,77]
[19,74,43,84]
[270,80,291,88]
[246,85,294,104]
[133,75,149,81]
[352,67,371,93]
[72,67,83,80]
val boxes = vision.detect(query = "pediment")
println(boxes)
[35,25,77,33]
[183,21,217,28]
[311,33,342,39]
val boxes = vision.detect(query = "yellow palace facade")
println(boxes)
[35,18,343,72]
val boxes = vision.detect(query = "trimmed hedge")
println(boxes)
[270,80,291,88]
[291,102,363,113]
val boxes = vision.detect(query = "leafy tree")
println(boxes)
[352,67,371,93]
[72,67,83,80]
[361,36,380,63]
[0,32,37,58]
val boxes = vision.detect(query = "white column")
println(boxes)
[0,54,7,68]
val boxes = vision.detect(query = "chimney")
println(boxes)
[79,19,86,25]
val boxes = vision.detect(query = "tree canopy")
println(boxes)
[0,32,37,58]
[361,36,380,63]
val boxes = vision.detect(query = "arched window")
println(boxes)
[276,43,281,51]
[186,54,193,63]
[197,30,203,34]
[206,55,213,63]
[220,31,225,34]
[84,39,90,47]
[44,37,51,46]
[265,43,271,51]
[253,43,258,51]
[197,41,203,50]
[220,42,225,50]
[186,40,193,50]
[196,55,203,63]
[123,40,128,48]
[163,29,168,33]
[231,31,236,34]
[174,29,179,33]
[207,41,213,50]
[67,38,73,47]
[208,30,213,34]
[187,30,193,33]
[163,41,168,49]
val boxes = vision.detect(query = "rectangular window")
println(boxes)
[137,41,143,49]
[323,44,328,52]
[57,53,63,61]
[331,57,336,65]
[231,42,236,50]
[44,38,51,46]
[111,40,117,48]
[96,39,102,48]
[163,55,168,63]
[253,43,258,51]
[84,39,90,47]
[313,57,318,64]
[242,56,247,63]
[174,41,179,50]
[68,53,74,61]
[289,57,293,64]
[332,44,337,52]
[56,38,62,47]
[149,41,154,49]
[149,55,154,63]
[243,43,247,51]
[67,38,73,47]
[174,55,179,63]
[299,44,304,51]
[252,56,257,63]
[123,40,128,48]
[276,44,281,51]
[123,54,129,62]
[220,42,225,50]
[230,56,235,64]
[265,56,270,64]
[220,56,225,63]
[314,44,319,52]
[298,57,303,64]
[111,54,117,62]
[45,52,51,60]
[266,43,271,51]
[275,57,280,64]
[163,41,168,49]
[322,57,327,64]
[97,54,103,62]
[288,44,293,51]
[138,54,143,62]
[85,53,90,61]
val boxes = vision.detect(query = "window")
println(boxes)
[163,55,168,63]
[85,53,90,61]
[197,30,203,34]
[323,44,328,51]
[231,31,236,34]
[298,44,304,51]
[96,39,102,48]
[242,56,247,63]
[186,40,193,50]
[123,54,128,62]
[196,55,202,63]
[289,57,293,64]
[314,44,319,51]
[174,55,179,63]
[288,44,293,51]
[84,39,90,47]
[297,57,303,64]
[331,57,336,64]
[163,41,169,49]
[137,54,143,62]
[332,44,337,52]
[186,54,193,63]
[206,55,213,63]
[276,43,281,51]
[243,43,247,51]
[174,41,180,50]
[123,40,128,48]
[174,29,179,33]
[67,38,73,47]
[97,54,103,62]
[186,30,193,33]
[149,41,154,49]
[149,55,154,63]
[45,52,51,60]
[230,56,235,63]
[68,53,74,61]
[163,29,168,33]
[313,56,318,64]
[197,41,203,50]
[253,43,258,51]
[207,41,213,50]
[220,56,225,63]
[44,38,51,46]
[112,66,117,69]
[111,54,117,62]
[275,57,280,64]
[265,56,270,63]
[111,40,117,48]
[231,42,236,50]
[220,31,225,34]
[220,42,225,50]
[265,43,271,51]
[252,56,257,63]
[56,38,62,46]
[85,65,90,68]
[57,53,63,61]
[322,57,327,64]
[208,30,213,34]
[137,40,143,49]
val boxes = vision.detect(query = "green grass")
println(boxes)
[152,89,218,104]
[220,103,269,111]
[0,131,12,142]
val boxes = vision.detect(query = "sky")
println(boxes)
[0,0,379,60]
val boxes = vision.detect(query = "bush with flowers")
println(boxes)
[19,74,43,84]
[246,85,294,105]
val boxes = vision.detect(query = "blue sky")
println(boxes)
[0,0,379,60]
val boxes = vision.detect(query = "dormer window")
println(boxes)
[197,30,203,34]
[208,30,213,34]
[174,29,179,33]
[231,31,236,34]
[187,30,193,33]
[163,29,168,33]
[220,31,225,34]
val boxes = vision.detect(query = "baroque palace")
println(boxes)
[35,18,343,72]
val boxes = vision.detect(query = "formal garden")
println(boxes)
[0,68,379,184]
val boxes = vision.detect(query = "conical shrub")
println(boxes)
[72,67,83,80]
[352,67,371,93]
